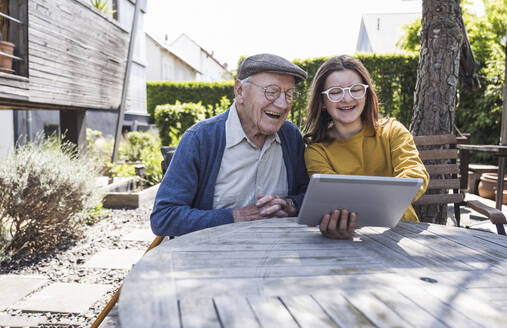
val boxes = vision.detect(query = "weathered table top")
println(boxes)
[118,218,507,328]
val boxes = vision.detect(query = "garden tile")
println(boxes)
[83,249,145,269]
[0,313,41,327]
[0,275,48,310]
[121,228,155,242]
[15,282,110,313]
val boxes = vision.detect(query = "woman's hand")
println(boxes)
[319,209,356,239]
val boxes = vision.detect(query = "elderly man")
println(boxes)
[151,54,309,236]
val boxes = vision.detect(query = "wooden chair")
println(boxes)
[160,146,176,175]
[413,134,506,235]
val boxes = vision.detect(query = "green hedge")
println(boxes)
[155,97,231,146]
[147,81,235,123]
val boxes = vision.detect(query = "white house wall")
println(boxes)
[116,0,147,115]
[145,35,197,81]
[198,52,231,82]
[170,35,201,72]
[0,110,14,159]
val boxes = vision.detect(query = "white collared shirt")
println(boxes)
[213,103,288,209]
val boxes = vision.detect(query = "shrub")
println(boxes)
[146,81,235,122]
[120,130,163,186]
[0,137,102,262]
[155,101,207,146]
[154,97,232,146]
[87,129,164,186]
[87,128,114,175]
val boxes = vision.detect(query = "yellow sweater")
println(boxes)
[304,118,429,222]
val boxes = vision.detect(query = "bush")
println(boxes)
[87,129,164,187]
[0,137,102,262]
[154,97,232,146]
[147,81,235,122]
[155,101,207,146]
[120,130,163,186]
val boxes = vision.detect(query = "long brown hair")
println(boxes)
[303,55,379,144]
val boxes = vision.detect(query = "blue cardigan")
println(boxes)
[150,109,309,236]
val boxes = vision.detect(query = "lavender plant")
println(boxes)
[0,136,102,262]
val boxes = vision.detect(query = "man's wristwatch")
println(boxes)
[286,198,297,214]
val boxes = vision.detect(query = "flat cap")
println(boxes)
[237,54,307,84]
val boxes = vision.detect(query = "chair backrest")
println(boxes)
[160,146,176,175]
[413,134,465,206]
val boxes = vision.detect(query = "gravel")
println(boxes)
[0,204,154,327]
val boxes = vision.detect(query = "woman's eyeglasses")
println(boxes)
[321,83,368,102]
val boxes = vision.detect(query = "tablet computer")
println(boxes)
[297,174,423,227]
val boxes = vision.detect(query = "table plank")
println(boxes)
[179,297,221,328]
[311,292,374,328]
[213,296,260,328]
[398,285,484,328]
[281,295,338,328]
[369,287,448,328]
[344,290,410,327]
[247,296,299,328]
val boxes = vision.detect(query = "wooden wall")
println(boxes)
[26,0,129,110]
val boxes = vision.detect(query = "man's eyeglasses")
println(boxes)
[245,81,299,104]
[321,83,368,102]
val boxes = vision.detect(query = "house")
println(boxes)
[0,0,148,158]
[145,32,231,82]
[145,32,200,81]
[356,12,421,54]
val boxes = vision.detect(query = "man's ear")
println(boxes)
[234,80,244,104]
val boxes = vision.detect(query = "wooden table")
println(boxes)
[458,144,507,209]
[118,218,507,327]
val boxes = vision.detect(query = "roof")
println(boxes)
[145,32,201,73]
[170,33,229,71]
[356,12,421,53]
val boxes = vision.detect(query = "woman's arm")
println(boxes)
[389,121,430,201]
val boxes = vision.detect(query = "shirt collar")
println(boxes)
[226,102,281,148]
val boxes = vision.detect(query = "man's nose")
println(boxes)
[273,92,289,108]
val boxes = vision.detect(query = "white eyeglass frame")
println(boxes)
[321,83,369,102]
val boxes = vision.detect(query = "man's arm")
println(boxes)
[150,131,233,236]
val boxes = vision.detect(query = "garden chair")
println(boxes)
[413,134,506,235]
[160,146,176,175]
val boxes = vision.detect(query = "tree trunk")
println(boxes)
[410,0,478,224]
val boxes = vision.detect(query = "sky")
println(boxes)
[144,0,485,70]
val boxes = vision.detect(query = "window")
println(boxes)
[0,0,28,77]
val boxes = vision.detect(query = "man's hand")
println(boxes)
[319,209,356,239]
[255,194,297,217]
[232,203,261,223]
[232,194,297,222]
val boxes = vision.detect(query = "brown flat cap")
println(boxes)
[237,54,307,84]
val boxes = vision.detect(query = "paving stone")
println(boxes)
[0,313,42,327]
[15,282,111,314]
[121,228,155,242]
[0,275,48,310]
[83,249,145,269]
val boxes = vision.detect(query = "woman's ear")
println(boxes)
[234,80,244,104]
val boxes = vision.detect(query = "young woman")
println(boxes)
[304,55,429,239]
